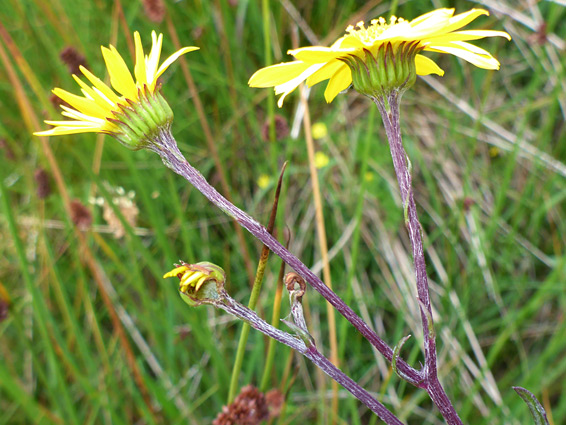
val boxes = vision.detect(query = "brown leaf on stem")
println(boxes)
[284,272,306,299]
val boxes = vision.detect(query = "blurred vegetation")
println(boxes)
[1,0,565,424]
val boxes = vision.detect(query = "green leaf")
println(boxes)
[513,387,550,425]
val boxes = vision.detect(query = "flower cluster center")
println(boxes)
[345,16,405,44]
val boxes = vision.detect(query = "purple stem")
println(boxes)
[374,92,462,425]
[149,128,423,386]
[216,292,405,425]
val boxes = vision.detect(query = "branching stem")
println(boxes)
[149,129,424,388]
[213,292,404,425]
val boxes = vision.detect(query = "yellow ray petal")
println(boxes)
[408,10,455,38]
[79,66,122,105]
[306,60,344,87]
[275,63,325,107]
[72,75,113,108]
[44,119,102,127]
[163,265,189,279]
[324,65,351,103]
[339,35,366,49]
[427,44,500,69]
[53,88,108,118]
[415,54,444,76]
[424,29,511,43]
[377,21,414,40]
[289,46,354,64]
[134,31,147,86]
[101,45,137,99]
[35,126,101,136]
[430,40,495,56]
[61,107,106,123]
[146,31,163,83]
[409,8,454,26]
[154,47,200,86]
[248,61,311,87]
[181,271,201,286]
[194,276,208,292]
[442,9,489,34]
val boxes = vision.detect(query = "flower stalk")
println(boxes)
[374,91,462,425]
[167,262,404,425]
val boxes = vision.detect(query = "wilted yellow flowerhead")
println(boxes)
[164,261,226,306]
[35,31,198,149]
[249,8,510,105]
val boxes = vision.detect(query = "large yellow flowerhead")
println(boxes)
[35,31,198,149]
[249,8,510,106]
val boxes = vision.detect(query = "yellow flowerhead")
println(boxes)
[164,261,226,306]
[249,8,510,106]
[35,31,198,149]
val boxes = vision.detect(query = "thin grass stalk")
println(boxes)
[262,0,277,150]
[299,83,340,423]
[339,105,375,357]
[227,253,270,402]
[271,345,299,425]
[260,253,286,391]
[228,164,286,402]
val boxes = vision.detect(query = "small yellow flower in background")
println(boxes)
[35,31,198,149]
[365,171,374,182]
[314,151,330,169]
[311,122,328,140]
[257,174,271,189]
[489,147,500,157]
[249,8,510,106]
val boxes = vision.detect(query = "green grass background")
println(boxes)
[1,0,565,423]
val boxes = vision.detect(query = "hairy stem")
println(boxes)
[374,92,462,425]
[149,128,423,386]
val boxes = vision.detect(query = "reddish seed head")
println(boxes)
[70,199,92,229]
[60,46,88,75]
[142,0,165,23]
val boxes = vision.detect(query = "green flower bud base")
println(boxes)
[106,86,174,150]
[340,41,421,100]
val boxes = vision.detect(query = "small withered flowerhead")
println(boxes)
[35,31,198,150]
[163,261,226,306]
[248,8,510,105]
[213,385,270,425]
